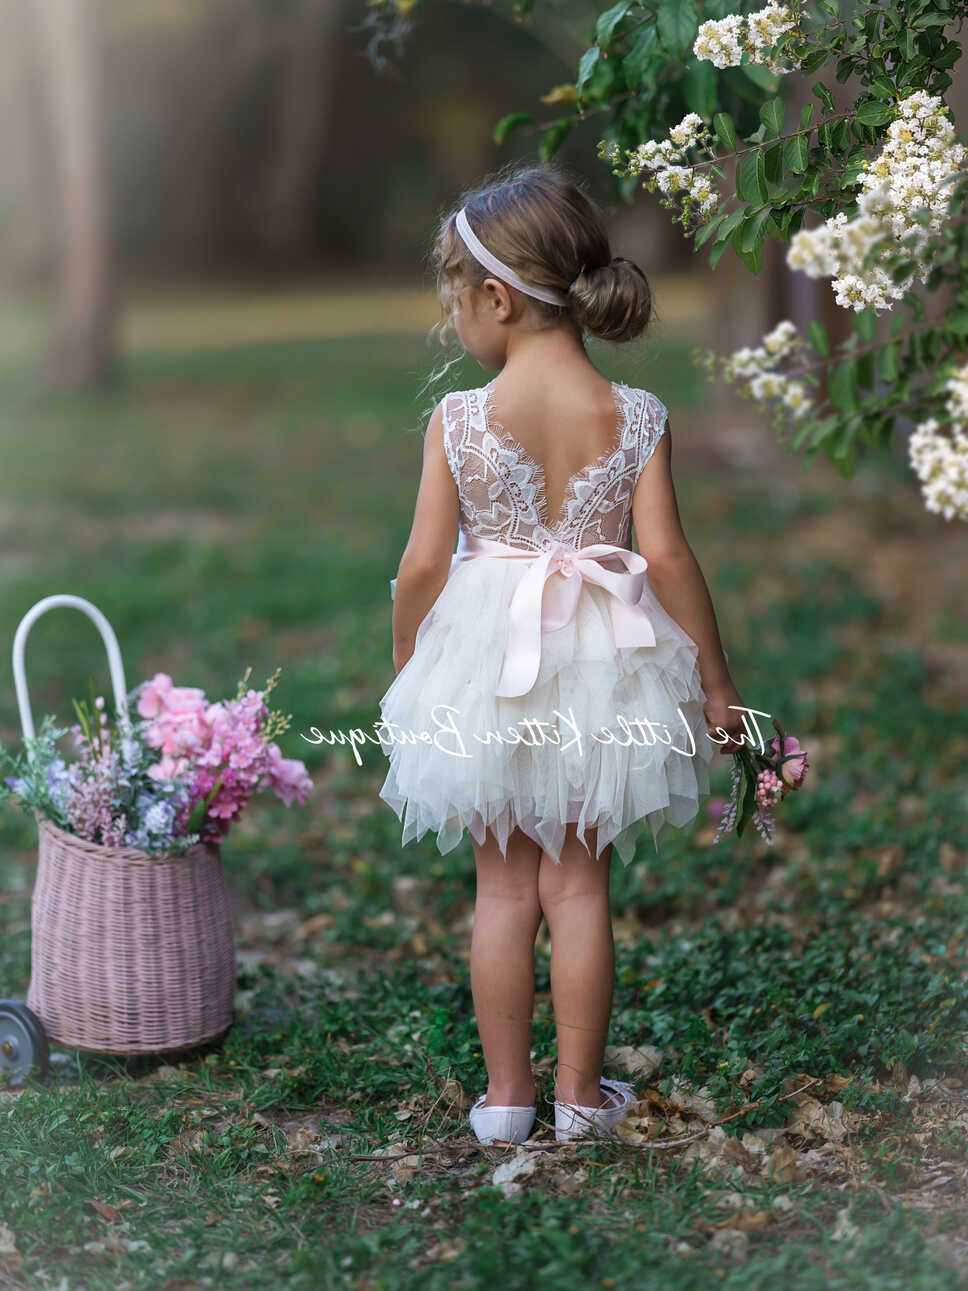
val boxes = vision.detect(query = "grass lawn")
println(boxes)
[0,289,966,1290]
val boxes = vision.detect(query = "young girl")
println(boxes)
[378,163,747,1145]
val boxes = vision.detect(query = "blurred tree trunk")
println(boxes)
[0,2,52,280]
[254,0,345,260]
[34,0,116,387]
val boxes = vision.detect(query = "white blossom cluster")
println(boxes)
[694,3,803,75]
[908,360,968,521]
[722,319,813,418]
[598,112,721,227]
[788,92,967,312]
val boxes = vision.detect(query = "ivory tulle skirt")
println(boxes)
[377,555,715,865]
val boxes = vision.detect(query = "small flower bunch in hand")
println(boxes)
[712,718,809,846]
[0,667,313,855]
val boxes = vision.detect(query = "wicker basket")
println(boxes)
[27,815,236,1054]
[13,595,237,1056]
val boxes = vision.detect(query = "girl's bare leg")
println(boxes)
[470,825,543,1107]
[538,823,615,1108]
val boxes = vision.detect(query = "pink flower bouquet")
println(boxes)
[712,718,809,846]
[1,667,313,854]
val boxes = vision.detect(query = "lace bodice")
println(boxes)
[441,379,669,552]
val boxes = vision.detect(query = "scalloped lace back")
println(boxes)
[442,379,669,552]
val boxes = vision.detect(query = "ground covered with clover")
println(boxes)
[0,293,966,1290]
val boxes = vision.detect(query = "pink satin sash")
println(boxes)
[452,529,657,698]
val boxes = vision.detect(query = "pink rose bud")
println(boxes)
[778,738,809,790]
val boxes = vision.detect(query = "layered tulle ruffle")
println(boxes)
[377,557,714,865]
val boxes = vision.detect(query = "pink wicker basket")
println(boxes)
[13,595,237,1056]
[27,815,235,1054]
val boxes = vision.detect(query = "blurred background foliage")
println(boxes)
[0,0,686,285]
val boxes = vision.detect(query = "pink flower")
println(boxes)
[768,736,809,791]
[262,744,313,808]
[137,673,207,720]
[148,752,189,783]
[706,796,726,821]
[137,672,312,843]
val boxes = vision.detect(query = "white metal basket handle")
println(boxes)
[12,595,131,756]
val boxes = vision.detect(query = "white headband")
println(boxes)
[455,207,570,307]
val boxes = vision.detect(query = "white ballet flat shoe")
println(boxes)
[469,1095,537,1145]
[554,1078,638,1142]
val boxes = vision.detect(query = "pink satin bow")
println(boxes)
[453,530,657,698]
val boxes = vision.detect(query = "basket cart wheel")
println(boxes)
[0,999,50,1085]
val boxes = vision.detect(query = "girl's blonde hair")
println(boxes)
[418,161,654,420]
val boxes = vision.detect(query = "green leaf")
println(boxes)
[877,342,900,380]
[576,45,600,96]
[596,0,633,51]
[945,310,968,334]
[538,118,573,162]
[813,82,835,113]
[809,415,839,448]
[855,99,895,127]
[735,755,758,836]
[709,238,731,270]
[683,57,717,117]
[799,47,827,74]
[693,210,728,248]
[713,111,737,151]
[657,0,699,58]
[763,140,783,184]
[807,320,829,356]
[853,308,877,341]
[869,75,895,98]
[492,112,533,145]
[740,206,773,253]
[736,149,768,204]
[741,61,780,91]
[734,239,764,274]
[623,25,658,87]
[798,102,815,130]
[784,133,809,174]
[713,207,746,246]
[759,97,785,139]
[826,421,857,477]
[829,358,858,412]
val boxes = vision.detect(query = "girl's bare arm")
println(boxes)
[391,403,460,674]
[631,419,746,750]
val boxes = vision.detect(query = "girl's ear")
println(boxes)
[481,276,514,321]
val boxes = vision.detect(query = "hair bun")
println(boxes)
[568,256,652,343]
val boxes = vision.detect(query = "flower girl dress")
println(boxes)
[377,379,714,864]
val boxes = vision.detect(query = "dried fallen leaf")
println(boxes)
[831,1206,860,1242]
[766,1145,799,1185]
[440,1078,472,1111]
[605,1044,664,1079]
[492,1148,538,1196]
[0,1223,21,1274]
[708,1227,750,1261]
[84,1199,122,1223]
[822,1073,852,1094]
[425,1239,466,1262]
[390,1154,421,1185]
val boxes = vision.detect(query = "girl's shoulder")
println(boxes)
[446,378,666,403]
[440,381,669,435]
